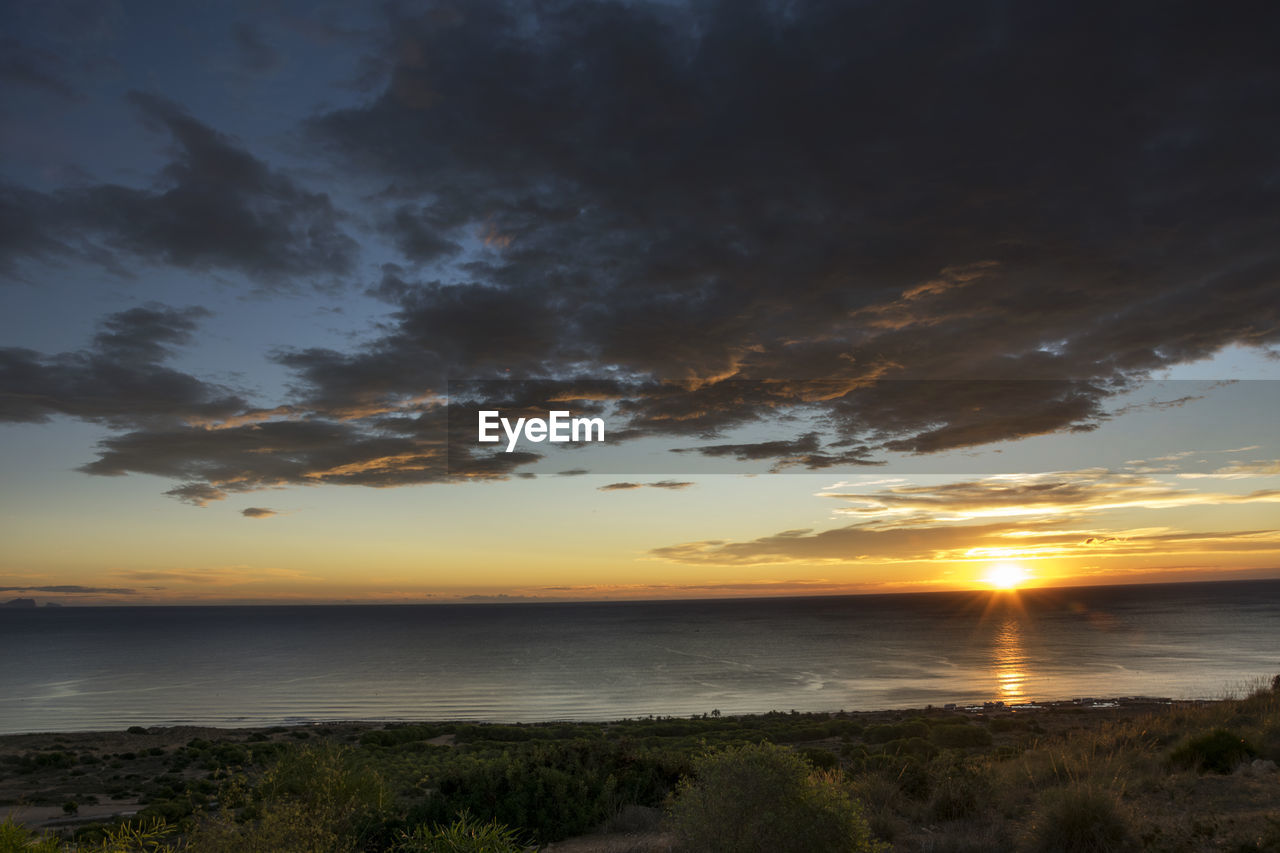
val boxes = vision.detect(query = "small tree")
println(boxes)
[667,742,883,853]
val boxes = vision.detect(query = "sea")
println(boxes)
[2,579,1278,734]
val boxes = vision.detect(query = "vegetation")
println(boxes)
[0,677,1277,851]
[1168,728,1258,774]
[393,813,526,853]
[667,742,882,853]
[1029,786,1135,853]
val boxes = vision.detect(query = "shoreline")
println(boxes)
[3,686,1278,849]
[0,693,1208,739]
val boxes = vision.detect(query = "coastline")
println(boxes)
[5,686,1278,850]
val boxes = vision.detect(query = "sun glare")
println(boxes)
[984,563,1029,590]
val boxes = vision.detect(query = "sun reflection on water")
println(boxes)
[993,617,1029,703]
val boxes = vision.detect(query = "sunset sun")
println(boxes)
[984,563,1030,590]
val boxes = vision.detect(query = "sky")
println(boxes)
[1,0,1278,605]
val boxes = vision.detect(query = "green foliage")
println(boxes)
[188,744,388,852]
[931,724,993,749]
[883,737,938,760]
[93,818,181,852]
[407,738,684,843]
[394,813,525,852]
[0,816,63,853]
[9,751,77,773]
[799,747,841,770]
[361,725,449,748]
[1030,787,1135,853]
[927,758,991,822]
[864,721,928,744]
[1170,729,1258,774]
[667,742,884,853]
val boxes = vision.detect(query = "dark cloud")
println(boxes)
[231,22,282,74]
[81,395,543,504]
[599,480,693,491]
[0,183,74,278]
[380,205,463,263]
[0,585,136,595]
[0,304,244,428]
[7,0,1280,503]
[241,506,277,518]
[295,0,1279,459]
[0,38,82,101]
[673,431,883,470]
[1,93,358,284]
[166,483,229,507]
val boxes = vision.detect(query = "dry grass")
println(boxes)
[865,683,1280,851]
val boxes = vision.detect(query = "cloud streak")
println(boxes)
[598,480,694,492]
[651,466,1280,567]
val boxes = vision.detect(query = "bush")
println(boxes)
[395,813,525,852]
[407,739,681,843]
[0,817,62,853]
[865,721,928,744]
[1030,787,1135,853]
[1170,729,1258,774]
[799,747,841,770]
[931,724,993,749]
[927,759,991,822]
[188,744,389,852]
[667,742,884,853]
[883,737,938,760]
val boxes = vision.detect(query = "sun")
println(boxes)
[984,563,1029,590]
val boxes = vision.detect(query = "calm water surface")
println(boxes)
[1,580,1277,733]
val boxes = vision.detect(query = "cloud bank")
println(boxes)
[3,0,1279,502]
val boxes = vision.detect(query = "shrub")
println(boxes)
[927,759,991,822]
[884,737,938,760]
[408,739,681,843]
[395,813,525,852]
[931,724,993,749]
[799,747,841,770]
[188,744,389,852]
[865,721,928,744]
[988,716,1026,733]
[1030,787,1135,853]
[1170,729,1258,774]
[0,817,62,853]
[667,742,884,853]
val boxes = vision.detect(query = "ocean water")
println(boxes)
[1,580,1278,734]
